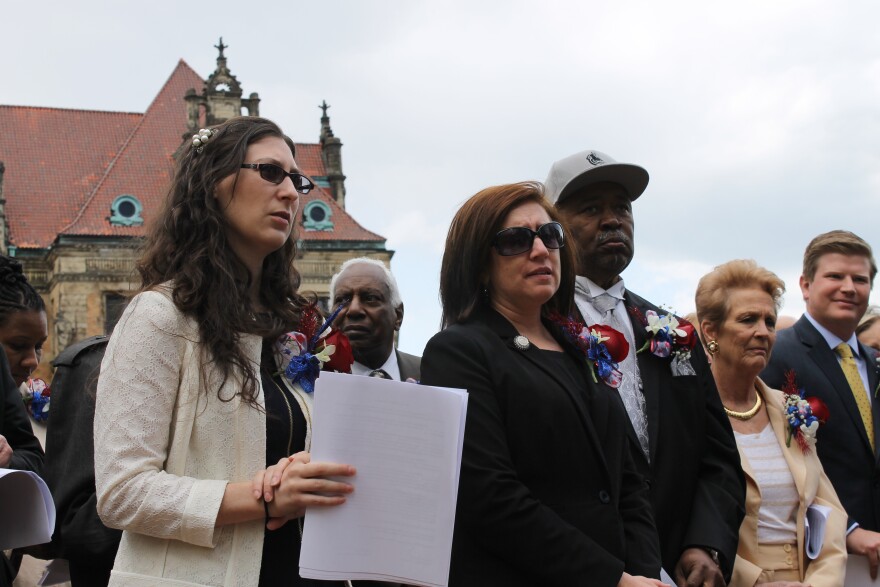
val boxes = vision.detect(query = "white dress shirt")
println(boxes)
[804,312,872,404]
[351,348,401,381]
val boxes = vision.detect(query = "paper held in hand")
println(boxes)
[0,468,55,550]
[299,372,468,587]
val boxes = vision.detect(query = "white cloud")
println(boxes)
[3,0,880,355]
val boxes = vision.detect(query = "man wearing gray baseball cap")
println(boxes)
[546,150,745,587]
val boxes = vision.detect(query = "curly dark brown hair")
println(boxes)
[137,116,308,408]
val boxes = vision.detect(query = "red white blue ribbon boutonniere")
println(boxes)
[782,370,829,454]
[551,313,630,388]
[629,308,698,377]
[275,300,354,393]
[22,378,51,422]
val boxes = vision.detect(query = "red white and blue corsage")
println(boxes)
[552,314,630,388]
[22,378,50,422]
[630,308,697,377]
[782,370,828,453]
[275,300,354,393]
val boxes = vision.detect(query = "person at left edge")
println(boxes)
[420,181,665,587]
[94,117,355,586]
[0,256,46,587]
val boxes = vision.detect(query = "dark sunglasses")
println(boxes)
[241,163,315,194]
[492,222,565,256]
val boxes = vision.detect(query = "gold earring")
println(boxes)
[707,340,719,354]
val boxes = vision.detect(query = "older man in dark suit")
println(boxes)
[546,150,745,586]
[330,258,420,382]
[762,230,880,577]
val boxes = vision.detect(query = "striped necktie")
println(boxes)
[835,342,875,452]
[369,369,392,380]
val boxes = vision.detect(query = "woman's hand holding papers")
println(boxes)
[252,451,356,530]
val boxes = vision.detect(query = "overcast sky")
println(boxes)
[3,1,879,355]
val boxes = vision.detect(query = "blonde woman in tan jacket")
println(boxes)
[696,260,847,587]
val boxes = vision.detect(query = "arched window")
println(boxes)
[109,195,144,226]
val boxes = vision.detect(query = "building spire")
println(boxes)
[319,100,346,208]
[215,37,227,60]
[185,38,260,134]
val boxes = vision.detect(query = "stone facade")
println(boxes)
[0,41,391,380]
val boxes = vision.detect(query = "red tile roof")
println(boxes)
[1,59,385,248]
[298,186,384,242]
[0,105,141,247]
[295,143,326,178]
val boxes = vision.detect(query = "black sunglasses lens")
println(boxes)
[495,228,533,256]
[538,223,564,249]
[294,175,314,194]
[259,164,285,184]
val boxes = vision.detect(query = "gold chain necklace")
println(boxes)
[723,390,763,421]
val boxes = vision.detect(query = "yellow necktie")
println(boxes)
[835,342,875,452]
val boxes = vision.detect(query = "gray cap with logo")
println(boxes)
[544,149,650,205]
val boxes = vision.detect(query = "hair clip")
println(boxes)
[191,128,215,153]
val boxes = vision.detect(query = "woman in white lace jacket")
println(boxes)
[94,117,355,587]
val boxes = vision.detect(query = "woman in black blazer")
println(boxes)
[420,182,665,587]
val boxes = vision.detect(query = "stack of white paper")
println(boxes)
[0,468,55,550]
[804,503,831,560]
[299,372,468,587]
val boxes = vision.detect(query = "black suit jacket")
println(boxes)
[42,335,121,586]
[395,350,421,381]
[610,291,745,577]
[762,315,880,531]
[421,307,660,587]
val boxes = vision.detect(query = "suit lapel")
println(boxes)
[484,308,612,480]
[797,318,875,455]
[859,342,880,460]
[395,350,416,381]
[624,291,661,463]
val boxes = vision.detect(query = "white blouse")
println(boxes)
[735,423,798,544]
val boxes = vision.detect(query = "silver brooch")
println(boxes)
[191,128,215,153]
[513,335,530,351]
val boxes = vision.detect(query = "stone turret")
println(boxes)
[319,100,347,208]
[184,38,260,135]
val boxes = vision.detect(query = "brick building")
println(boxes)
[0,41,391,376]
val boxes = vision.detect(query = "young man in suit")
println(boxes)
[329,257,420,382]
[762,230,880,577]
[546,150,745,586]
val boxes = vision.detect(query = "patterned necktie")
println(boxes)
[590,292,650,459]
[369,369,392,380]
[835,342,875,452]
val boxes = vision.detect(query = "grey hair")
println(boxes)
[329,257,402,308]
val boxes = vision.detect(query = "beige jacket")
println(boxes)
[730,381,848,587]
[94,289,313,586]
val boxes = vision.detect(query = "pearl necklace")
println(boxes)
[723,390,763,421]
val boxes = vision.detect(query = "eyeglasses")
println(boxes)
[492,222,565,256]
[241,163,315,194]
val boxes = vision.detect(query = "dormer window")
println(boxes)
[109,195,144,226]
[303,200,334,231]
